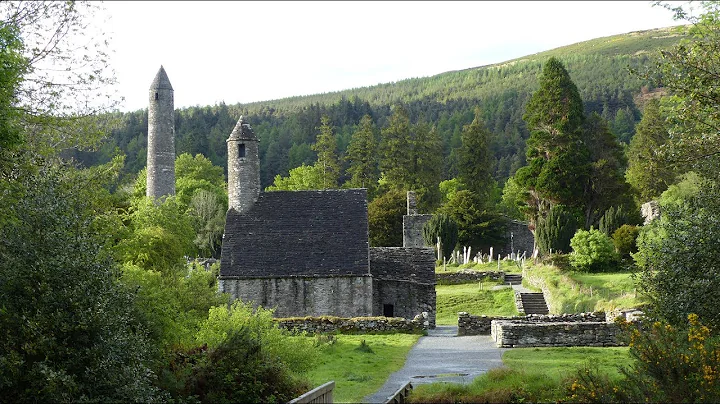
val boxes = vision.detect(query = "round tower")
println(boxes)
[147,65,175,199]
[227,116,260,213]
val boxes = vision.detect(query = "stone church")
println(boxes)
[218,117,437,326]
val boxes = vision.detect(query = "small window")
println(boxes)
[154,92,158,100]
[238,143,246,158]
[383,304,394,317]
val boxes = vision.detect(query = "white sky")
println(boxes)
[101,1,688,112]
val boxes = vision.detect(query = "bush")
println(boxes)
[536,205,579,255]
[160,328,309,403]
[612,224,639,260]
[567,314,720,403]
[569,228,618,272]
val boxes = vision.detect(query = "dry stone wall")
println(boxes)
[458,312,606,336]
[436,270,504,285]
[491,320,623,348]
[275,315,426,334]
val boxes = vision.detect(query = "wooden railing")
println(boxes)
[385,381,413,404]
[289,381,335,404]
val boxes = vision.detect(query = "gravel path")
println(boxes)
[362,325,506,403]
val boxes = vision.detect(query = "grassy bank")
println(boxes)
[435,283,519,325]
[523,264,646,313]
[304,333,420,403]
[409,346,629,403]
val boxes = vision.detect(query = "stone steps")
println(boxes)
[520,293,549,315]
[504,274,522,285]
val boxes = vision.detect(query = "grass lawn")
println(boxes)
[409,346,630,403]
[304,333,420,403]
[435,283,518,325]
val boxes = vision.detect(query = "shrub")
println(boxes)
[536,205,579,255]
[567,314,720,403]
[160,328,310,403]
[569,228,618,272]
[612,224,639,260]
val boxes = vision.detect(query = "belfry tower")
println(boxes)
[227,116,260,213]
[147,66,175,199]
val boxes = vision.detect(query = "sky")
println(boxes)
[100,1,689,112]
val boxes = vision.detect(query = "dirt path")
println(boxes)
[363,325,506,403]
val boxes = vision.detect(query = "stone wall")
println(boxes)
[500,220,534,257]
[275,315,426,334]
[219,275,373,318]
[373,279,436,328]
[458,311,607,336]
[491,320,623,348]
[370,247,436,328]
[436,270,505,285]
[403,214,433,247]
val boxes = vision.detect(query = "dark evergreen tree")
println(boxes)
[581,112,631,228]
[345,114,378,195]
[514,57,591,233]
[536,204,579,255]
[367,189,406,247]
[410,120,443,211]
[458,107,494,204]
[379,105,413,190]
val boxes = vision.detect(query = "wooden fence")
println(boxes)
[289,381,335,404]
[385,381,413,404]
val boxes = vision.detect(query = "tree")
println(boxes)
[514,57,591,232]
[625,98,676,201]
[422,213,459,260]
[379,104,413,190]
[1,1,120,155]
[0,22,26,151]
[266,163,324,191]
[410,120,443,211]
[312,115,340,189]
[458,107,494,203]
[368,189,406,247]
[345,114,378,194]
[635,178,720,329]
[0,167,160,402]
[437,190,507,251]
[645,2,720,181]
[581,112,631,228]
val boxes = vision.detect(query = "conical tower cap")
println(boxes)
[150,65,173,90]
[228,116,258,141]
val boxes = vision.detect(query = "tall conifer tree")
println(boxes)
[379,104,413,190]
[312,115,340,189]
[458,107,494,204]
[345,114,378,194]
[514,57,590,231]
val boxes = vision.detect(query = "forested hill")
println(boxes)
[79,26,686,188]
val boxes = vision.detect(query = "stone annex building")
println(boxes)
[145,67,437,327]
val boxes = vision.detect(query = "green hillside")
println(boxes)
[80,26,688,189]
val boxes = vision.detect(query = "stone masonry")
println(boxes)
[491,320,623,348]
[147,66,175,199]
[403,191,432,248]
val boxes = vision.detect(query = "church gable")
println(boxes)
[220,189,370,278]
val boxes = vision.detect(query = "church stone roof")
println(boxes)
[150,66,173,90]
[220,189,370,278]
